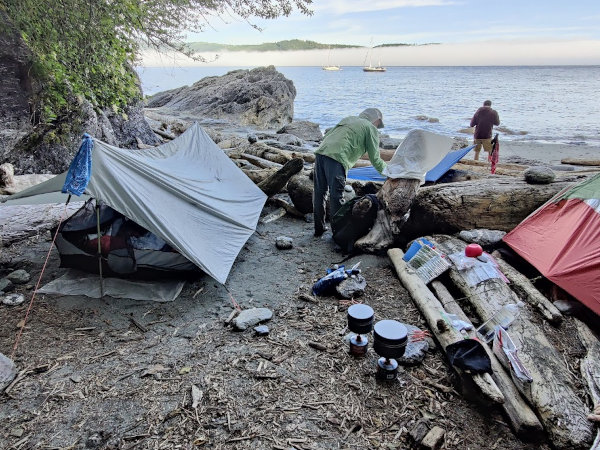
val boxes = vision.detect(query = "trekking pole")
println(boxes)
[95,200,104,298]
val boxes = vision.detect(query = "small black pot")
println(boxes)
[347,304,374,335]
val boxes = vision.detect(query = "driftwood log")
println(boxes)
[576,319,600,450]
[240,153,282,169]
[430,280,544,439]
[491,250,563,325]
[242,168,277,185]
[388,249,505,405]
[431,235,594,449]
[399,177,579,244]
[561,158,600,166]
[239,142,315,164]
[257,158,304,197]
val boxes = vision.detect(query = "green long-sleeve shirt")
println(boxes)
[315,116,387,174]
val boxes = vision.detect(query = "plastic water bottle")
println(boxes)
[476,301,525,343]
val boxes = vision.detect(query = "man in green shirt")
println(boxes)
[313,108,387,237]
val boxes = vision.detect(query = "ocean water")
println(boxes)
[137,65,600,147]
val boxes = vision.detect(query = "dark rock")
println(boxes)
[398,324,429,366]
[336,275,366,299]
[247,134,258,144]
[272,133,303,146]
[379,136,402,150]
[435,169,477,183]
[0,278,13,293]
[287,174,314,214]
[147,66,295,130]
[409,419,431,444]
[0,352,17,391]
[277,121,323,142]
[7,269,30,284]
[524,166,556,184]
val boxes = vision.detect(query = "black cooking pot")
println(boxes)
[347,304,374,334]
[373,320,408,359]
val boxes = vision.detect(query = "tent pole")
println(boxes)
[95,201,104,298]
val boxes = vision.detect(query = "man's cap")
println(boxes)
[359,108,384,128]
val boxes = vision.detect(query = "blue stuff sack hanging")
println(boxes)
[62,133,93,196]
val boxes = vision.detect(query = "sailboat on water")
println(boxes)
[322,46,341,71]
[363,43,386,72]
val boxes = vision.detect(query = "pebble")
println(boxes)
[275,236,293,250]
[233,308,273,331]
[254,325,270,336]
[2,293,25,306]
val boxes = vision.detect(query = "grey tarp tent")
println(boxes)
[3,123,268,283]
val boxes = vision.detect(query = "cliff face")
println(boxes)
[0,15,161,175]
[0,16,35,164]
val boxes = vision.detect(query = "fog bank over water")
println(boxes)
[141,39,600,67]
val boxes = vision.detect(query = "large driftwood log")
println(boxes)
[239,142,316,164]
[575,319,600,450]
[561,158,600,166]
[431,280,544,439]
[240,153,283,169]
[400,178,579,243]
[431,235,594,449]
[491,250,563,325]
[257,158,304,197]
[242,168,277,184]
[355,178,420,253]
[388,249,505,405]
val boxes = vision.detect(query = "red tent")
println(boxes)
[503,173,600,316]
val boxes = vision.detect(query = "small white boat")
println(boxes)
[363,61,386,72]
[322,46,341,71]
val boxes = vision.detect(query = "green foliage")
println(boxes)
[3,0,312,125]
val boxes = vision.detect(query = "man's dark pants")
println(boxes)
[313,154,346,236]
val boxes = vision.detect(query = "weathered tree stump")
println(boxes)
[355,178,420,252]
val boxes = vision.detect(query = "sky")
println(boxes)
[141,0,600,66]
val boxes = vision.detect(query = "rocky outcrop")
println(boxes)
[0,14,36,165]
[146,66,296,130]
[277,121,322,142]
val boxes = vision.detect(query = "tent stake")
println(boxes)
[95,201,104,298]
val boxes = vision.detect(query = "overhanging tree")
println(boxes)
[2,0,312,124]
